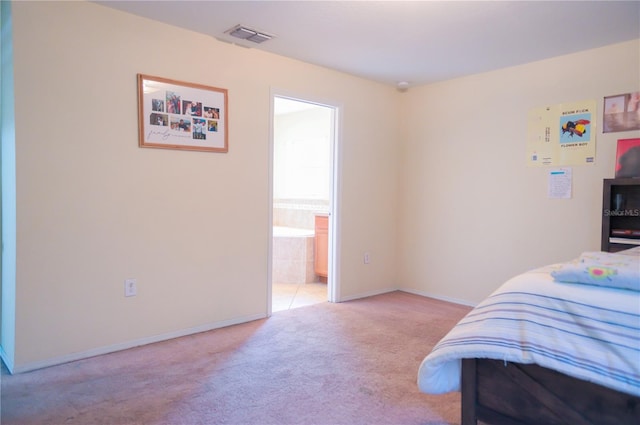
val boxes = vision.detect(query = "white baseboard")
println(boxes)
[398,288,477,307]
[9,312,266,374]
[7,289,474,374]
[337,286,477,307]
[338,286,398,302]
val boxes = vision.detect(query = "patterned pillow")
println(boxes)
[551,251,640,291]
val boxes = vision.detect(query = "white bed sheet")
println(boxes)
[417,251,640,397]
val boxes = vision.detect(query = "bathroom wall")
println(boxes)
[273,199,329,230]
[273,104,332,230]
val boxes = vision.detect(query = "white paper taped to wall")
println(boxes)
[548,168,572,199]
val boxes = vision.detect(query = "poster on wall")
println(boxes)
[137,74,228,153]
[615,138,640,178]
[603,92,640,133]
[526,99,597,166]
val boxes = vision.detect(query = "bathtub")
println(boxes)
[273,226,314,238]
[272,226,316,284]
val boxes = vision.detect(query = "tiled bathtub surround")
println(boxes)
[272,226,316,284]
[273,198,329,230]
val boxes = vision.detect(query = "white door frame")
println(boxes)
[267,88,342,316]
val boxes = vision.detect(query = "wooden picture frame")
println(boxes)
[137,74,228,152]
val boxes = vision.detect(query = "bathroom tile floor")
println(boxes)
[272,281,327,312]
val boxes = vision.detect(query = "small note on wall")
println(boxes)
[548,168,572,199]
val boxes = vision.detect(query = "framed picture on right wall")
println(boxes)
[615,138,640,178]
[603,91,640,133]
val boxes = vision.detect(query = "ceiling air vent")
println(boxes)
[226,24,273,44]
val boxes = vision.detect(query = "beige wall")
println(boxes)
[398,39,640,305]
[5,1,400,371]
[4,0,639,372]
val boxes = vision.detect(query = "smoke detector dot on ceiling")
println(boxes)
[397,81,410,91]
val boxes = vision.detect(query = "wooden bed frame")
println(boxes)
[461,358,640,425]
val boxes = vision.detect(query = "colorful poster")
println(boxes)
[615,138,640,178]
[527,100,597,166]
[527,106,555,166]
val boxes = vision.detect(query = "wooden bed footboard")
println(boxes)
[461,358,640,425]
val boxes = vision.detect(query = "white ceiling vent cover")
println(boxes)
[226,24,274,44]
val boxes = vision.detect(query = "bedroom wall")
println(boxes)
[398,39,640,305]
[4,1,400,372]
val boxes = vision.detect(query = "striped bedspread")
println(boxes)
[417,258,640,397]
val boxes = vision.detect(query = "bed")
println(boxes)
[417,248,640,425]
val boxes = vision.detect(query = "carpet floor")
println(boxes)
[1,291,471,425]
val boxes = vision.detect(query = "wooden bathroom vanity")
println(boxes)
[314,214,329,279]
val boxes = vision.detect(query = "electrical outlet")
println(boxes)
[364,252,371,264]
[124,279,137,297]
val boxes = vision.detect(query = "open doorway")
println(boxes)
[269,95,337,313]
